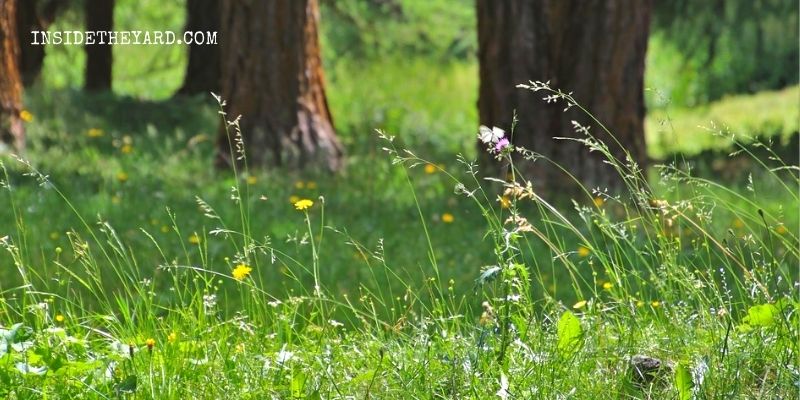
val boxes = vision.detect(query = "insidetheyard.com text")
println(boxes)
[30,30,218,46]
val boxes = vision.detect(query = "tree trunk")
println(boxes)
[217,0,343,171]
[176,0,220,96]
[0,0,24,152]
[477,0,651,195]
[16,0,67,86]
[84,0,113,91]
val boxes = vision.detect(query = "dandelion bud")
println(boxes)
[145,338,155,353]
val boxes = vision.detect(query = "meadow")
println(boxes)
[1,1,798,398]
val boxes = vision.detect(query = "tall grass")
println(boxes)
[0,85,797,399]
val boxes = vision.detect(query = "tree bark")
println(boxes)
[477,0,651,195]
[217,0,343,171]
[177,0,220,96]
[16,0,68,86]
[0,0,24,152]
[84,0,113,91]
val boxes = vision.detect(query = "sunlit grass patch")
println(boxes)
[647,85,799,158]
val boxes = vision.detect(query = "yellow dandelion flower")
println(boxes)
[498,195,511,209]
[235,343,245,353]
[572,300,587,309]
[167,332,177,343]
[306,181,317,189]
[424,163,437,174]
[294,199,313,211]
[55,314,65,323]
[116,172,128,182]
[246,175,258,185]
[20,110,33,122]
[651,300,661,307]
[86,128,104,138]
[289,195,300,204]
[593,197,604,207]
[602,282,613,290]
[188,234,201,244]
[636,300,645,308]
[120,144,133,154]
[441,213,454,223]
[295,181,305,189]
[577,246,591,258]
[145,338,155,351]
[775,225,788,235]
[232,264,252,280]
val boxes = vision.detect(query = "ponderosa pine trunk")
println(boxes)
[218,0,343,171]
[16,0,67,86]
[84,0,113,91]
[177,0,220,95]
[477,0,651,195]
[0,0,24,151]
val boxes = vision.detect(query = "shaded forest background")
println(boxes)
[21,0,798,158]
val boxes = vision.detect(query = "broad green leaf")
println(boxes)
[675,363,694,400]
[743,304,778,327]
[291,371,306,398]
[307,390,322,400]
[557,311,583,354]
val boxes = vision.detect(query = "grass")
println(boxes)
[1,78,798,398]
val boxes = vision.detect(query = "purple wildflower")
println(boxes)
[494,138,510,153]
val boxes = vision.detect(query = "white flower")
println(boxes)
[11,341,34,352]
[276,344,294,364]
[188,357,209,365]
[479,125,505,144]
[203,294,217,310]
[329,319,344,328]
[104,361,117,380]
[506,294,521,302]
[109,340,133,358]
[692,358,709,392]
[497,372,510,400]
[16,362,47,375]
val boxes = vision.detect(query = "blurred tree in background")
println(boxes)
[476,0,651,194]
[177,0,219,96]
[16,0,68,86]
[0,0,24,151]
[652,0,798,106]
[84,0,113,91]
[218,0,343,171]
